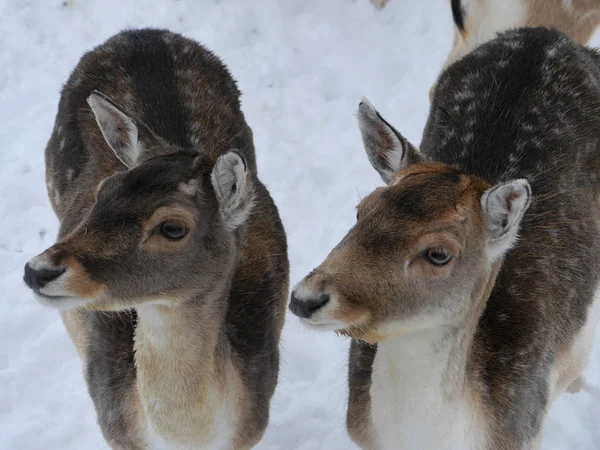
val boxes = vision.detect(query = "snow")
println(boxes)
[0,0,599,449]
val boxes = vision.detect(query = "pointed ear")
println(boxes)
[211,151,254,231]
[87,91,142,168]
[357,97,425,184]
[481,179,531,260]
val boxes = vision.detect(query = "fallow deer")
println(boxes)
[290,27,600,449]
[433,0,600,97]
[23,29,289,450]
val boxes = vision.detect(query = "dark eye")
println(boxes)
[159,222,187,240]
[425,248,452,266]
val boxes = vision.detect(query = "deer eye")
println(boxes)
[425,248,452,266]
[159,222,187,240]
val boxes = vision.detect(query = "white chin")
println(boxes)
[34,293,90,311]
[300,318,346,332]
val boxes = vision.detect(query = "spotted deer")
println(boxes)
[23,29,288,450]
[290,27,600,449]
[432,0,600,98]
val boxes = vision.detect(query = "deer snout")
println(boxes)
[23,251,97,310]
[289,292,330,318]
[23,253,70,299]
[289,275,347,332]
[23,263,65,291]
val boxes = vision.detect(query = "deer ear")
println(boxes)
[357,97,424,184]
[211,151,254,231]
[482,179,531,260]
[87,91,142,168]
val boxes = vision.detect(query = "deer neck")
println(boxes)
[133,291,241,448]
[371,327,477,449]
[370,265,499,450]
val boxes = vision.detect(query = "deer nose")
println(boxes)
[23,263,65,291]
[289,291,330,318]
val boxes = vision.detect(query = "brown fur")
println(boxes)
[320,165,489,342]
[524,0,600,44]
[64,257,106,298]
[60,310,88,360]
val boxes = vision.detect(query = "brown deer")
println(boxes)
[290,27,600,449]
[432,0,600,97]
[23,29,288,449]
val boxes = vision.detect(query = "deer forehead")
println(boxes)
[359,168,486,226]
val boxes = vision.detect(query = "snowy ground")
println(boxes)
[1,0,599,449]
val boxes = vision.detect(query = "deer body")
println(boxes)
[291,27,600,450]
[24,29,288,450]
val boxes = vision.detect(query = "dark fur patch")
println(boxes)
[118,29,191,148]
[84,310,141,449]
[347,340,377,448]
[451,0,465,31]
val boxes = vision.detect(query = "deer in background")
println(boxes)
[371,0,600,50]
[441,0,600,72]
[23,29,288,449]
[432,0,600,97]
[290,27,600,449]
[371,0,600,97]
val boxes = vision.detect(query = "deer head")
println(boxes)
[289,99,531,342]
[24,92,254,310]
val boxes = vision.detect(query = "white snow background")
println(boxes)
[1,0,599,448]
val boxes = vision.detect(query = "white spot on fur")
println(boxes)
[189,135,202,147]
[522,123,534,132]
[66,168,74,182]
[547,46,559,58]
[179,180,199,196]
[53,189,61,207]
[162,33,175,45]
[454,90,475,101]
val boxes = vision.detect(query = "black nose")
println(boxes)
[23,263,65,291]
[289,292,330,318]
